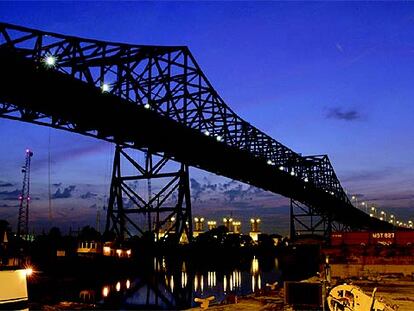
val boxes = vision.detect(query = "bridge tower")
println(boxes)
[105,146,192,242]
[290,199,349,241]
[17,149,33,238]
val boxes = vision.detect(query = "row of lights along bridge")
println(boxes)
[351,195,413,228]
[43,55,413,229]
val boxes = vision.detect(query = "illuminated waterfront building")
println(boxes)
[249,218,261,241]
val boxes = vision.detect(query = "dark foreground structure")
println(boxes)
[0,23,393,241]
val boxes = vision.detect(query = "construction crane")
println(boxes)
[17,149,33,238]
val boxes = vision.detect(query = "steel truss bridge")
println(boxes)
[0,23,393,241]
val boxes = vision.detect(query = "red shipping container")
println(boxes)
[395,231,414,246]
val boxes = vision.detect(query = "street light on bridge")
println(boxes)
[351,195,358,209]
[361,201,367,213]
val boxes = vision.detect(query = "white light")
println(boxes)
[279,166,284,171]
[44,55,56,67]
[25,268,33,276]
[216,135,222,142]
[330,191,334,195]
[369,213,373,217]
[101,83,111,93]
[267,160,272,165]
[304,177,309,182]
[144,103,150,109]
[204,130,210,136]
[290,171,295,176]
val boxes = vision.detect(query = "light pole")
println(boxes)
[380,211,386,222]
[370,206,376,218]
[351,195,358,209]
[361,202,367,213]
[389,214,395,225]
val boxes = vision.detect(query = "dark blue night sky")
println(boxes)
[0,2,413,234]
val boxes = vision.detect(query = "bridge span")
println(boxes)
[0,23,393,239]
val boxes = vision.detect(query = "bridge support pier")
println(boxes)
[289,199,332,241]
[105,146,192,242]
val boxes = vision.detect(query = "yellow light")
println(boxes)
[170,217,175,222]
[25,267,33,277]
[126,249,132,256]
[250,218,254,223]
[200,217,204,222]
[103,246,111,255]
[116,249,122,256]
[116,282,121,292]
[126,279,130,289]
[256,218,261,223]
[103,286,109,297]
[194,217,199,222]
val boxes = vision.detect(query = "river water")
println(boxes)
[29,250,318,309]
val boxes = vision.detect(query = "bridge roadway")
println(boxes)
[0,23,392,231]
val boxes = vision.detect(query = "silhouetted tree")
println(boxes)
[78,225,101,241]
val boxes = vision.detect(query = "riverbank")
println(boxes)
[187,275,414,311]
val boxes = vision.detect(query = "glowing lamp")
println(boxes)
[44,55,57,67]
[101,83,111,93]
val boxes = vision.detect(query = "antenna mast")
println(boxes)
[17,149,33,238]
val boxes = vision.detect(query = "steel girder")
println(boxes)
[0,23,393,231]
[105,146,192,241]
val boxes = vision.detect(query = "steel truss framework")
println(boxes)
[289,199,349,240]
[0,22,393,233]
[106,146,192,241]
[17,149,33,237]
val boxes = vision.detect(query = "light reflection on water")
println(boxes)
[90,255,282,309]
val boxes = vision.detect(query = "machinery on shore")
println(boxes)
[327,284,396,311]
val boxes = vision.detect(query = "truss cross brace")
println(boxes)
[105,146,192,242]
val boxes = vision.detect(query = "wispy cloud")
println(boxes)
[326,107,361,121]
[335,43,344,53]
[0,189,20,200]
[80,192,98,199]
[0,182,13,188]
[52,185,76,199]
